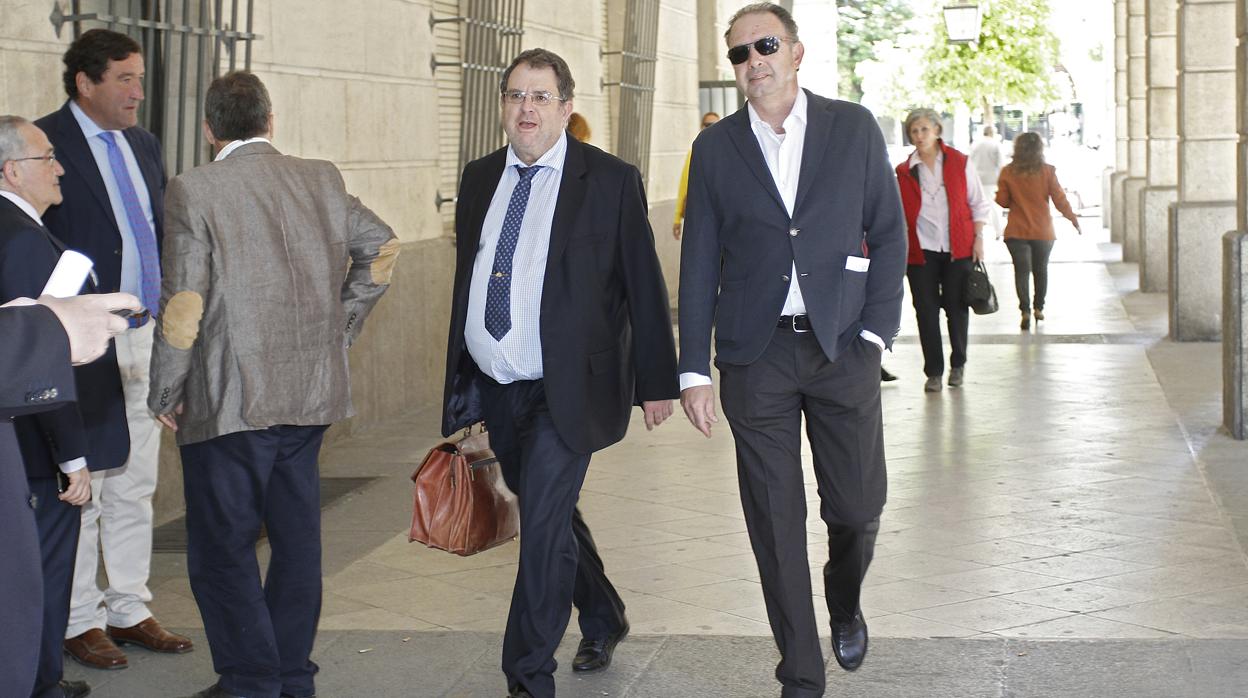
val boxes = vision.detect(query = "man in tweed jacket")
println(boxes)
[147,71,398,698]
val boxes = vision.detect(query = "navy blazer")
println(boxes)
[441,137,679,454]
[0,198,91,480]
[0,304,76,695]
[677,90,908,376]
[35,101,163,471]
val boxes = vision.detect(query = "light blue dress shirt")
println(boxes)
[465,133,568,383]
[69,100,157,300]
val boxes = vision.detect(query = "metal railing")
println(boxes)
[604,0,659,180]
[430,0,525,214]
[51,0,262,174]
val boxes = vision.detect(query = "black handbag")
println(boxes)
[963,261,999,315]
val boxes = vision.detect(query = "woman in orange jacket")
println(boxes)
[994,132,1081,330]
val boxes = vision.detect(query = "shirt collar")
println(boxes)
[505,131,568,174]
[0,190,42,226]
[69,100,113,142]
[746,88,808,135]
[214,137,272,162]
[908,146,945,169]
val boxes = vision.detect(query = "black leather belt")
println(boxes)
[777,315,811,332]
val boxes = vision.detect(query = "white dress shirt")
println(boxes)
[465,133,567,383]
[679,90,883,391]
[907,149,991,253]
[0,190,86,475]
[69,100,157,301]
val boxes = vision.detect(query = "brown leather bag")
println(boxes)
[409,425,519,556]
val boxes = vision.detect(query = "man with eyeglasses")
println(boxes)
[36,28,193,671]
[441,48,678,698]
[678,3,906,696]
[0,114,95,698]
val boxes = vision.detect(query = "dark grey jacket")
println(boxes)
[677,90,907,375]
[148,142,398,445]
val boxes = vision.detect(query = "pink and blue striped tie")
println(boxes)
[99,131,159,325]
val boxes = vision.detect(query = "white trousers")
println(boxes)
[66,322,161,636]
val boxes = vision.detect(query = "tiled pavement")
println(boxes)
[68,224,1248,696]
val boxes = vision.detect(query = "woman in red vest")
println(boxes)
[995,132,1082,330]
[895,108,991,393]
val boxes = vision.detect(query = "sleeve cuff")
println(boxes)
[59,457,87,474]
[679,372,712,391]
[859,330,886,351]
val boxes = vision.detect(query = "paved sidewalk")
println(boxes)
[67,226,1248,697]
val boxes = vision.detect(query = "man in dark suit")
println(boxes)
[0,115,94,698]
[0,292,140,696]
[678,4,906,697]
[441,49,679,698]
[36,28,192,669]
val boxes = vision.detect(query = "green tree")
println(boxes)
[837,0,915,102]
[921,0,1061,123]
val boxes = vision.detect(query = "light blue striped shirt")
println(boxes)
[465,133,567,383]
[69,100,157,299]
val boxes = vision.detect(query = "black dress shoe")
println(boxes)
[56,680,91,698]
[830,611,868,671]
[571,621,629,672]
[880,366,898,382]
[507,687,533,697]
[181,685,244,698]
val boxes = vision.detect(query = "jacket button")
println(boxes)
[789,228,799,237]
[781,274,790,282]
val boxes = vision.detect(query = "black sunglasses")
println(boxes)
[727,36,783,65]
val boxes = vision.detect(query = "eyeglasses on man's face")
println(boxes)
[727,35,785,65]
[9,152,58,166]
[501,90,565,107]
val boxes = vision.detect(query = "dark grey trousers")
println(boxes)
[1004,238,1055,313]
[718,328,886,698]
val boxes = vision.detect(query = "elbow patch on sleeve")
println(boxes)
[163,291,204,350]
[370,238,400,285]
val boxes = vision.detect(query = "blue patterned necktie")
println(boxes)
[99,131,160,325]
[484,165,542,341]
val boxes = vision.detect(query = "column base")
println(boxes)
[1110,171,1129,244]
[1224,231,1248,439]
[1123,177,1147,262]
[1169,201,1235,341]
[1140,186,1178,292]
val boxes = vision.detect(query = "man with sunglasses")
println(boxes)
[441,48,678,698]
[678,3,906,696]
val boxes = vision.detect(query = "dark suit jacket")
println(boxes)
[677,90,908,376]
[35,101,164,471]
[0,198,90,479]
[0,304,76,696]
[441,137,679,455]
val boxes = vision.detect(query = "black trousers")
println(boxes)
[479,377,625,698]
[29,476,80,698]
[180,425,328,698]
[906,251,972,377]
[718,330,886,698]
[1004,238,1055,313]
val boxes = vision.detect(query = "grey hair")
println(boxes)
[725,3,800,43]
[904,108,943,137]
[0,115,31,166]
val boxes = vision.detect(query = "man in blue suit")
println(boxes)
[678,4,906,697]
[0,115,94,698]
[36,28,193,671]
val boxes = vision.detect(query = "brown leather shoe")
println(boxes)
[107,617,194,653]
[64,628,128,670]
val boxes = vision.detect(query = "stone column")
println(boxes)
[1124,0,1149,263]
[1112,0,1131,242]
[1140,0,1179,291]
[1223,0,1248,437]
[1171,0,1237,340]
